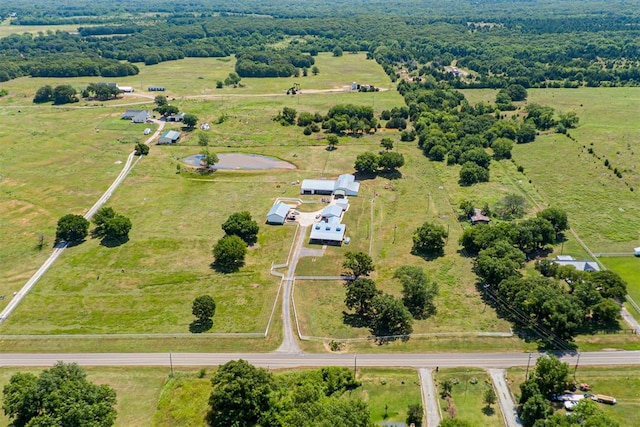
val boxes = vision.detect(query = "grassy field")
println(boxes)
[462,87,640,253]
[149,367,422,426]
[0,20,85,38]
[600,256,640,317]
[0,366,171,427]
[434,368,504,427]
[506,366,640,426]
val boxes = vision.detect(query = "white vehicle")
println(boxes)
[143,128,151,135]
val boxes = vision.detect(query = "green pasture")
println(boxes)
[0,151,296,334]
[0,22,84,38]
[0,366,171,427]
[149,367,422,426]
[600,256,640,317]
[462,87,640,253]
[435,368,504,427]
[506,366,640,426]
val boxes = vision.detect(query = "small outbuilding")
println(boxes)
[470,208,490,225]
[148,86,165,91]
[267,202,291,225]
[158,130,181,144]
[166,112,185,122]
[321,205,343,221]
[117,86,134,93]
[635,247,640,257]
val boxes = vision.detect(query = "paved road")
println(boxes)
[1,351,638,368]
[276,225,308,353]
[0,121,164,325]
[488,368,521,427]
[419,368,441,427]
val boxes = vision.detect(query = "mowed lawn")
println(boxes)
[600,257,640,318]
[507,366,640,426]
[435,368,504,427]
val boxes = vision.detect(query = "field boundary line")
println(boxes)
[0,332,265,340]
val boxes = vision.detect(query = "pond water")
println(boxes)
[182,153,296,170]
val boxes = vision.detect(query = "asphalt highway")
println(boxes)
[1,350,638,369]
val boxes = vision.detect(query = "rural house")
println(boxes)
[309,219,346,245]
[553,255,600,272]
[122,110,150,123]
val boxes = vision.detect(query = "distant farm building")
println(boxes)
[553,255,600,272]
[470,208,491,225]
[300,174,360,196]
[635,247,640,256]
[310,218,346,245]
[117,86,134,93]
[320,205,343,221]
[148,86,166,91]
[122,110,150,123]
[158,130,181,144]
[266,202,291,225]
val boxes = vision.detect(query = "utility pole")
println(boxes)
[169,352,174,376]
[354,353,357,377]
[573,353,580,381]
[525,353,532,380]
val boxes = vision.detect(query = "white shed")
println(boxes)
[266,202,290,224]
[635,247,640,256]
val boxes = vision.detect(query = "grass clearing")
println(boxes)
[434,368,504,426]
[354,368,423,424]
[506,366,640,426]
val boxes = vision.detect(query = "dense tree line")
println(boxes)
[235,49,314,77]
[4,3,640,86]
[208,360,373,426]
[458,207,626,345]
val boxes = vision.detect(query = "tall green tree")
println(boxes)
[56,214,90,243]
[192,295,216,322]
[406,403,424,427]
[222,211,259,245]
[354,152,379,175]
[52,84,78,105]
[212,235,247,273]
[411,221,448,257]
[531,355,570,396]
[208,359,274,427]
[377,151,405,171]
[342,251,375,278]
[394,265,438,319]
[182,113,198,129]
[537,207,569,234]
[369,293,414,338]
[3,362,117,427]
[344,278,381,317]
[33,85,53,103]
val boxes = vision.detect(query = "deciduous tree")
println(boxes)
[342,251,375,278]
[369,293,413,338]
[208,359,274,426]
[56,214,90,243]
[354,152,379,174]
[222,211,259,245]
[3,362,116,427]
[394,265,438,319]
[192,295,216,321]
[411,221,448,257]
[212,235,247,273]
[344,278,381,317]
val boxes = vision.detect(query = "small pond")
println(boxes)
[182,153,296,170]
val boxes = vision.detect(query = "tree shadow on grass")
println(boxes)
[189,318,213,333]
[482,406,495,417]
[342,311,371,328]
[100,235,129,248]
[378,169,403,180]
[210,260,243,274]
